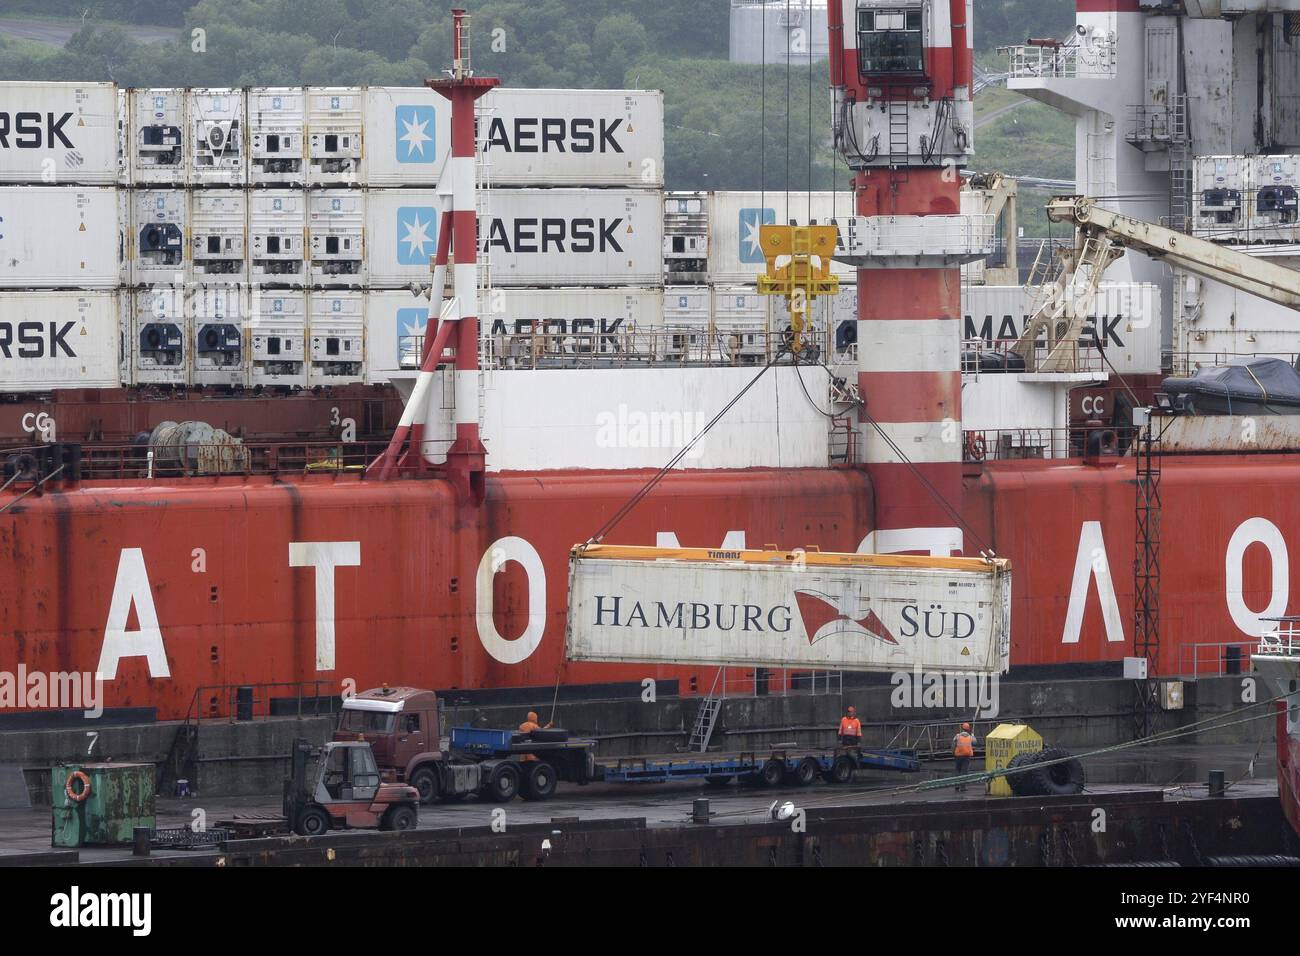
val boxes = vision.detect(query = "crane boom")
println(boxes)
[1048,196,1300,309]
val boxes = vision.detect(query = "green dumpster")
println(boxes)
[51,762,155,848]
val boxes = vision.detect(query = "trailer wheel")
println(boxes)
[793,757,820,787]
[827,755,855,785]
[760,759,785,788]
[295,806,330,836]
[382,804,418,832]
[521,761,558,801]
[484,762,520,802]
[410,766,440,805]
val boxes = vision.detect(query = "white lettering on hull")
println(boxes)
[288,541,361,671]
[1062,521,1126,645]
[858,527,963,557]
[1226,517,1289,637]
[476,536,547,665]
[98,548,170,680]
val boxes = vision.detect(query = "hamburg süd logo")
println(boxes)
[794,589,898,645]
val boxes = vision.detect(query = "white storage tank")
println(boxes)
[132,285,188,385]
[0,186,119,288]
[191,190,247,281]
[706,190,855,285]
[189,88,246,185]
[0,82,119,185]
[249,289,307,387]
[483,188,663,287]
[308,290,365,384]
[191,284,247,387]
[248,87,306,185]
[483,89,665,188]
[0,291,121,391]
[307,88,364,185]
[364,86,448,186]
[307,189,366,286]
[249,189,307,285]
[366,188,441,287]
[127,88,187,186]
[128,189,187,286]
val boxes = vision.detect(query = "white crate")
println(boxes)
[132,285,188,385]
[128,88,187,185]
[307,88,364,185]
[308,290,365,384]
[128,189,187,286]
[307,189,366,286]
[191,284,247,387]
[249,189,307,285]
[249,289,307,387]
[191,190,248,282]
[189,88,246,185]
[248,87,306,185]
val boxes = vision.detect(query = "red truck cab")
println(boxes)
[335,686,444,801]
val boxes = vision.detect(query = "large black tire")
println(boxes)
[1035,747,1087,796]
[759,759,785,788]
[295,806,330,836]
[484,762,521,802]
[382,804,418,831]
[528,728,570,743]
[792,757,820,787]
[1006,751,1045,796]
[521,761,558,801]
[826,754,856,785]
[410,766,440,805]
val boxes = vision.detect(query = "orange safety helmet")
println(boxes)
[961,722,971,731]
[526,711,539,723]
[846,706,856,716]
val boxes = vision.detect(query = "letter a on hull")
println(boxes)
[98,548,171,680]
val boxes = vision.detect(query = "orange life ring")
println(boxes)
[64,770,91,803]
[965,433,987,462]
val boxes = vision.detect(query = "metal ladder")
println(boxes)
[687,668,725,753]
[1167,94,1191,232]
[888,100,910,165]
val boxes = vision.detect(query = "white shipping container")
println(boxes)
[308,290,365,384]
[366,188,441,287]
[249,289,307,387]
[0,82,119,185]
[565,547,1013,674]
[307,189,366,286]
[132,285,187,385]
[191,191,247,281]
[192,284,247,386]
[307,88,364,185]
[128,189,187,285]
[0,186,119,288]
[484,188,663,287]
[249,189,307,284]
[962,283,1162,375]
[189,88,246,185]
[482,89,665,187]
[707,190,856,285]
[0,291,120,390]
[127,88,187,185]
[364,86,449,187]
[248,88,306,185]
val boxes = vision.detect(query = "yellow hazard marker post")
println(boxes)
[756,224,841,353]
[985,723,1043,797]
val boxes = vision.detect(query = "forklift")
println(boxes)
[283,738,420,836]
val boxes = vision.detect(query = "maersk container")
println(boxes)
[364,288,433,381]
[127,87,187,185]
[482,88,665,187]
[308,290,365,384]
[128,189,188,286]
[248,87,306,185]
[483,188,664,287]
[365,86,449,187]
[0,186,119,288]
[0,82,119,185]
[366,188,442,286]
[249,188,307,285]
[307,87,364,185]
[192,284,247,387]
[307,189,366,287]
[0,291,121,391]
[706,190,856,286]
[565,546,1013,674]
[250,289,307,387]
[191,190,248,282]
[189,88,246,185]
[132,285,188,385]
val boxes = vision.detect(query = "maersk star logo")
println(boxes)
[396,207,437,266]
[396,307,430,363]
[395,105,437,164]
[738,207,776,263]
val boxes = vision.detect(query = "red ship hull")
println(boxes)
[3,454,1298,721]
[1278,711,1300,840]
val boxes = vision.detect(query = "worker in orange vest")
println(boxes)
[838,706,862,748]
[953,722,977,792]
[519,711,553,734]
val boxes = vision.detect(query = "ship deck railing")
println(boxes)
[1169,350,1300,378]
[961,426,1140,463]
[1177,640,1261,679]
[1004,34,1117,81]
[1258,618,1300,658]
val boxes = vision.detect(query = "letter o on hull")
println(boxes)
[1226,517,1289,637]
[476,536,546,664]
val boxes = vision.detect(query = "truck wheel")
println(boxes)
[521,761,558,801]
[792,757,820,787]
[410,766,440,805]
[382,805,418,832]
[706,776,735,788]
[760,759,784,788]
[827,755,855,785]
[485,762,520,802]
[295,806,330,836]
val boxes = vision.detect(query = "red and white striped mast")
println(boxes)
[828,0,983,554]
[371,8,497,504]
